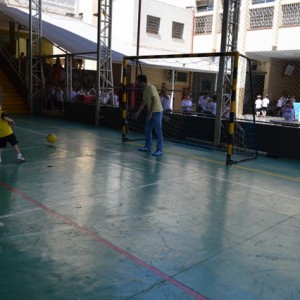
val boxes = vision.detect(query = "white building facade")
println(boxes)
[2,0,300,106]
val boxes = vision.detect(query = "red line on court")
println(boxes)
[0,181,207,300]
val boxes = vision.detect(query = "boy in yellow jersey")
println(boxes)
[0,111,25,163]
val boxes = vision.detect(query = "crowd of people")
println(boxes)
[39,57,120,111]
[158,84,230,118]
[32,56,298,122]
[160,82,297,122]
[255,93,297,121]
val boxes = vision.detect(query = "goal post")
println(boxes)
[121,51,257,164]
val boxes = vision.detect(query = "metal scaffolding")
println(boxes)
[27,0,114,119]
[95,0,114,125]
[225,0,240,73]
[214,0,241,146]
[29,0,44,113]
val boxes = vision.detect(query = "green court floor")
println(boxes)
[0,115,300,300]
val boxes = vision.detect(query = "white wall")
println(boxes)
[138,0,194,53]
[111,0,136,42]
[111,0,194,56]
[78,1,94,25]
[157,0,195,8]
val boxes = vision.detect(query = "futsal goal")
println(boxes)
[121,52,257,165]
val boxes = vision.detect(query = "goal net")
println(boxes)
[121,52,257,165]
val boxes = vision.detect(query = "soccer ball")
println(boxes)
[47,133,57,143]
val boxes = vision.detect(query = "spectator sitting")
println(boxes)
[160,82,168,98]
[197,93,210,112]
[77,87,86,96]
[161,93,171,112]
[55,86,64,110]
[181,93,193,112]
[281,99,295,121]
[290,95,296,104]
[113,94,119,107]
[204,94,217,116]
[102,93,110,105]
[70,89,77,102]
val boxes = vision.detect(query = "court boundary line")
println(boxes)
[13,120,300,183]
[0,180,207,300]
[125,140,300,183]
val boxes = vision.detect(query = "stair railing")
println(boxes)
[0,44,27,85]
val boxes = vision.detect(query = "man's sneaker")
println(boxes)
[152,150,162,157]
[138,146,150,152]
[17,154,25,162]
[0,157,2,163]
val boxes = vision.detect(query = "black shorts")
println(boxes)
[0,133,18,148]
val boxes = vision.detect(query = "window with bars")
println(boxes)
[172,22,184,39]
[176,72,188,82]
[195,15,213,34]
[196,0,214,12]
[252,0,275,4]
[249,7,274,29]
[146,15,161,34]
[282,3,300,26]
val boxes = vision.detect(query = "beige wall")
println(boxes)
[127,64,191,110]
[268,59,300,101]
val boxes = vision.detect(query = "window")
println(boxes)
[146,15,160,34]
[249,7,274,29]
[176,72,188,82]
[201,80,212,93]
[43,0,77,15]
[282,3,300,26]
[196,0,214,12]
[172,22,184,39]
[252,0,274,4]
[195,15,213,34]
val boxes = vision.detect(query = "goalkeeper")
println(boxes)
[133,75,164,157]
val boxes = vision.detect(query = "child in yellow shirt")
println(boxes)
[0,111,25,163]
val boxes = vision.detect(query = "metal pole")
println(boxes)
[214,0,230,146]
[122,59,128,142]
[29,0,33,113]
[226,53,239,165]
[135,0,142,78]
[0,86,2,108]
[95,0,101,126]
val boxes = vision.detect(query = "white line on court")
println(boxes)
[0,207,41,219]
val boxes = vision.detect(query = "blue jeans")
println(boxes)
[145,111,163,151]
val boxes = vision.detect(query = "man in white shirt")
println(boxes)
[261,95,270,117]
[255,95,263,117]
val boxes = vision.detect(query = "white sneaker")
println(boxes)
[17,154,25,162]
[0,157,2,163]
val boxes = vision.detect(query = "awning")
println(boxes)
[0,3,124,61]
